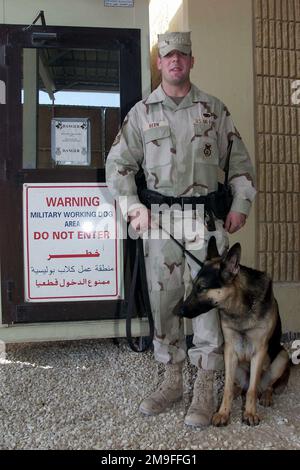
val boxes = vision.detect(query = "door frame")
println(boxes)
[0,24,141,324]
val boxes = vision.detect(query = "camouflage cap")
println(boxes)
[157,32,192,57]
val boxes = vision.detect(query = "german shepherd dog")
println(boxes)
[179,237,290,426]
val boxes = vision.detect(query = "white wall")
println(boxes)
[0,0,151,96]
[188,0,256,267]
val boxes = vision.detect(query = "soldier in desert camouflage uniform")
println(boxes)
[106,32,256,427]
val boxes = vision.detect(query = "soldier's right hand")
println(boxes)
[128,206,151,234]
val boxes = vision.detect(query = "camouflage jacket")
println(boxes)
[106,83,256,218]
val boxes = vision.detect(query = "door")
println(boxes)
[0,24,141,324]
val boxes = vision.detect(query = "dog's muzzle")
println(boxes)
[179,301,214,319]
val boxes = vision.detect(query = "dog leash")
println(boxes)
[126,237,154,353]
[125,224,203,353]
[158,223,204,268]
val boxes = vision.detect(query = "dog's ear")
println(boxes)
[221,243,241,282]
[207,236,219,260]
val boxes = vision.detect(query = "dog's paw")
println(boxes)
[212,412,230,427]
[242,411,260,426]
[259,390,273,407]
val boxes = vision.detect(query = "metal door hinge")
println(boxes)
[3,159,9,181]
[5,280,14,302]
[1,162,24,185]
[15,170,25,186]
[0,45,8,67]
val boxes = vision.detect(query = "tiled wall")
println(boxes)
[254,0,300,281]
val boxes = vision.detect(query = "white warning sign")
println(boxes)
[23,183,123,302]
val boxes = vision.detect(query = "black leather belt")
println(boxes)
[139,188,209,210]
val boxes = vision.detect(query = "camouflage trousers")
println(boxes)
[143,210,228,370]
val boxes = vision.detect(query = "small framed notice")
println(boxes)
[104,0,134,7]
[51,117,91,166]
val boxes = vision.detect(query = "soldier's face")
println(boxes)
[157,50,194,86]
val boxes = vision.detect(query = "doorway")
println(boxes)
[0,25,141,324]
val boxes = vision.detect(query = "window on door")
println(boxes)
[22,46,121,170]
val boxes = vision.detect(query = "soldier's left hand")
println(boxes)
[224,211,247,234]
